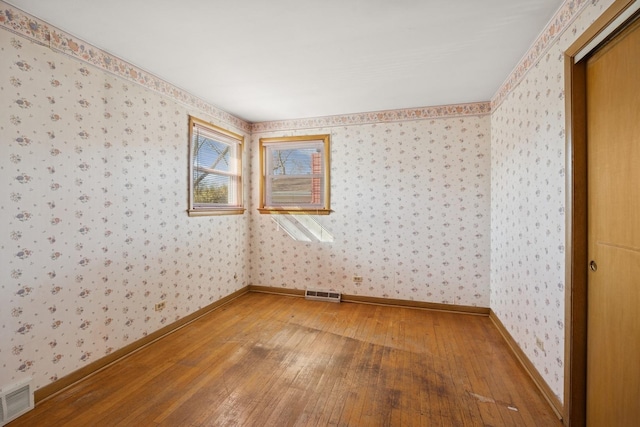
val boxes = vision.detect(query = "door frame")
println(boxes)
[563,1,638,425]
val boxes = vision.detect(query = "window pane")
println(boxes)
[270,147,321,176]
[194,136,232,173]
[269,177,324,206]
[271,177,314,204]
[194,173,231,205]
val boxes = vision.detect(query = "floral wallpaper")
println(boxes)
[250,117,491,306]
[490,0,615,402]
[0,30,250,392]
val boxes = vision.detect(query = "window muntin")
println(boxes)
[259,135,331,214]
[188,117,244,216]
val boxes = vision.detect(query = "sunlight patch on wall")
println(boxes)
[272,215,334,243]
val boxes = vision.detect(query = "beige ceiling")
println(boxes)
[6,0,563,123]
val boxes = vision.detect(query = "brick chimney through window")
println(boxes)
[311,151,322,204]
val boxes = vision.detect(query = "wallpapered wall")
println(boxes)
[0,0,624,408]
[0,31,250,391]
[490,0,615,402]
[250,118,491,306]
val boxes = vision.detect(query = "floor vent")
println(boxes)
[305,289,341,303]
[1,378,33,426]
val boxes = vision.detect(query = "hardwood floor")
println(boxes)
[10,292,561,426]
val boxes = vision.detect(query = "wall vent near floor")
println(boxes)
[0,378,34,426]
[305,289,341,303]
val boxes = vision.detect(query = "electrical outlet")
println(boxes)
[154,301,166,311]
[535,337,545,352]
[353,276,363,283]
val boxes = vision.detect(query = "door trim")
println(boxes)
[564,1,638,425]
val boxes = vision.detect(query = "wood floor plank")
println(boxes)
[384,310,405,427]
[293,305,363,426]
[415,313,441,425]
[465,319,516,425]
[9,293,561,427]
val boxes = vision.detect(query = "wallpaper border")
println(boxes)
[0,1,252,133]
[250,102,491,133]
[491,0,591,109]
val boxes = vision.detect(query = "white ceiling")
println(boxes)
[6,0,563,123]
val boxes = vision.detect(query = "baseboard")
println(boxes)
[34,286,249,404]
[248,285,490,316]
[249,285,306,298]
[489,310,564,421]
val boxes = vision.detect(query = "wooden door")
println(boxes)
[586,16,640,426]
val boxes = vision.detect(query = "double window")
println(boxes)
[188,116,244,216]
[259,134,331,214]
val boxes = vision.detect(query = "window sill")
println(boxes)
[188,208,246,217]
[257,208,332,215]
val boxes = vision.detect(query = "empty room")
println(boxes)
[1,0,638,426]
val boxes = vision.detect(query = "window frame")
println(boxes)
[259,134,331,215]
[188,116,245,216]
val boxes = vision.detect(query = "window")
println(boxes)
[259,134,331,214]
[188,116,244,216]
